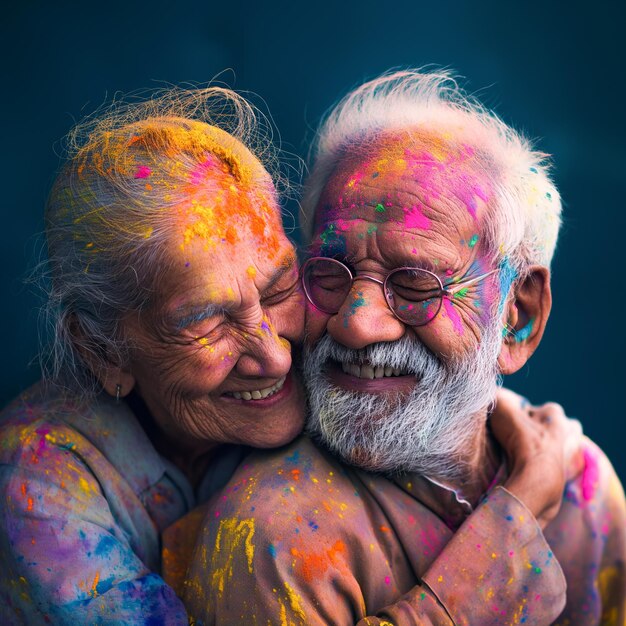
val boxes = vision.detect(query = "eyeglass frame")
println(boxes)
[300,256,499,327]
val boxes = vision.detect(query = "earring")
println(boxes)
[115,383,122,404]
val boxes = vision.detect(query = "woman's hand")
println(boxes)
[490,387,584,529]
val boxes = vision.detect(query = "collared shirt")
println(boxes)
[165,435,626,625]
[0,382,245,625]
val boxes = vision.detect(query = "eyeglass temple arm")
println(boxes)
[442,269,499,297]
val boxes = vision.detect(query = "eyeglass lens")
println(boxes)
[302,259,443,325]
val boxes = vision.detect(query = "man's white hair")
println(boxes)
[302,69,562,278]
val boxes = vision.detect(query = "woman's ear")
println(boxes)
[68,314,136,398]
[498,266,552,374]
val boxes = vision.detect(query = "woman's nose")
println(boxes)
[235,316,294,378]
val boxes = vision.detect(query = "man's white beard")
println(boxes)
[303,318,503,480]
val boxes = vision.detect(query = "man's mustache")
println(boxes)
[304,333,445,380]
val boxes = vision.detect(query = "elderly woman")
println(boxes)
[0,86,579,624]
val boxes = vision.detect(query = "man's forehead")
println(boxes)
[321,129,495,201]
[313,130,495,246]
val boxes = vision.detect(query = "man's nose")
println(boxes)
[326,279,406,349]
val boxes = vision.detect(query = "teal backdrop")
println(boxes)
[2,1,624,480]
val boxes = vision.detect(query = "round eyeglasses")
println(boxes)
[301,257,499,326]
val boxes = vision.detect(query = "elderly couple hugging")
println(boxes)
[1,70,624,625]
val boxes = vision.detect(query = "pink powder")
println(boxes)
[188,155,220,186]
[134,165,152,179]
[581,447,600,502]
[404,205,431,230]
[443,299,464,335]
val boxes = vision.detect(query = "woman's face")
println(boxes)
[122,173,306,453]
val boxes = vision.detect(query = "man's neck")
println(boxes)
[430,418,502,508]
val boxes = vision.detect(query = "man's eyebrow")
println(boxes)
[171,303,228,330]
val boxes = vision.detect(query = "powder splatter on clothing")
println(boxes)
[164,434,625,625]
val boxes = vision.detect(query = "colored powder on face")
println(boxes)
[497,257,518,315]
[443,299,464,335]
[134,165,152,179]
[343,291,366,328]
[468,234,479,248]
[453,287,469,299]
[404,205,431,230]
[318,222,347,257]
[581,447,600,502]
[247,266,257,279]
[375,203,386,213]
[260,320,271,334]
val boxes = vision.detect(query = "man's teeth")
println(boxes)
[231,376,286,401]
[341,362,407,379]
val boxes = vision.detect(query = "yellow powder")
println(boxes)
[211,518,256,597]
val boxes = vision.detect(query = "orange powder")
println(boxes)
[289,540,346,582]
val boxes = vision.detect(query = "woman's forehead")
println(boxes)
[161,243,298,316]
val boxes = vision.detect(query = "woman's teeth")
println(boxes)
[230,376,286,400]
[341,362,408,379]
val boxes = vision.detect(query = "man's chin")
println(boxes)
[309,426,391,473]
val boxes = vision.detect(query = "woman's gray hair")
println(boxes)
[302,69,562,280]
[41,86,286,400]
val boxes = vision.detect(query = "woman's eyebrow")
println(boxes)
[170,254,298,329]
[172,304,228,330]
[263,253,298,291]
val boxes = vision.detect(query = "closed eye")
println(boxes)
[261,279,300,306]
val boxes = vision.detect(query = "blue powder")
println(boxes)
[343,291,366,327]
[94,535,116,556]
[497,257,518,315]
[515,318,534,342]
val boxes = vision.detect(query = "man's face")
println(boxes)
[303,134,508,476]
[123,165,306,453]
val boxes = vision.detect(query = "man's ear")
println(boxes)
[498,265,551,375]
[69,314,136,398]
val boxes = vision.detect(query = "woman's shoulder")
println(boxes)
[0,382,78,461]
[0,382,152,473]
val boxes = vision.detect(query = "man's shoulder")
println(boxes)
[563,436,625,513]
[204,436,379,550]
[215,435,358,513]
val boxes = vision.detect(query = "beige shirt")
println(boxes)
[163,434,625,625]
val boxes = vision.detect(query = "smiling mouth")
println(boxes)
[224,376,287,401]
[336,360,411,379]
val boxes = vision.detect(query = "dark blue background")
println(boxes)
[2,1,624,481]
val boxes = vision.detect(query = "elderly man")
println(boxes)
[168,71,626,625]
